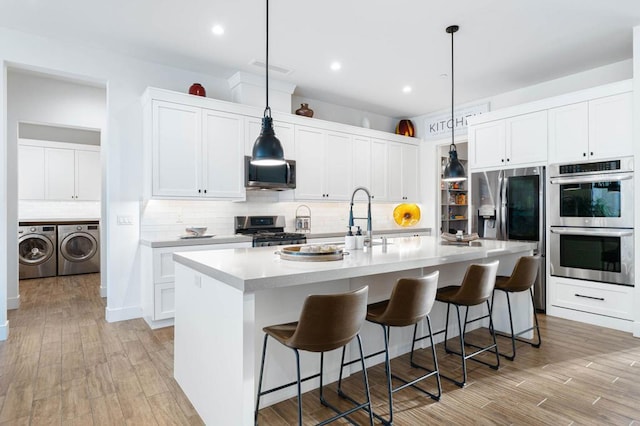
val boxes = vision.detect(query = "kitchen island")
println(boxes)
[173,236,537,425]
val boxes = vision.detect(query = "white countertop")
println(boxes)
[174,236,536,293]
[140,233,252,248]
[140,227,431,248]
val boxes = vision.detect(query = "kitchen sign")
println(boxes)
[423,103,489,141]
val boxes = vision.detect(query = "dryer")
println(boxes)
[58,223,100,276]
[19,225,57,279]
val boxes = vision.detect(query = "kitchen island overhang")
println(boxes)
[172,236,537,426]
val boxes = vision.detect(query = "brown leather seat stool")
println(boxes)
[431,260,500,387]
[337,271,442,425]
[491,255,542,361]
[254,287,373,426]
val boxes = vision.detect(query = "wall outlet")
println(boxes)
[117,216,134,225]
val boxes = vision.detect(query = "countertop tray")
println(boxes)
[179,234,215,239]
[277,245,345,262]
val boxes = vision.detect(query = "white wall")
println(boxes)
[633,26,640,339]
[291,95,397,133]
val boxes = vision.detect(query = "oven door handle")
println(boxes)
[549,173,633,185]
[550,227,633,237]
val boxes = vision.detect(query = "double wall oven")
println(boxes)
[548,157,634,286]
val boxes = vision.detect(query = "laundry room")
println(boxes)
[9,68,106,309]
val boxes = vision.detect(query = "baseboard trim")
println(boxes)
[7,295,20,310]
[105,305,143,323]
[100,286,107,298]
[633,321,640,338]
[0,320,8,341]
[144,316,174,330]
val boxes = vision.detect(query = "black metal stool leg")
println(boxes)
[425,316,443,400]
[356,334,375,426]
[381,324,394,425]
[443,302,453,354]
[530,288,542,348]
[294,349,302,426]
[493,288,542,360]
[254,334,269,425]
[486,300,500,370]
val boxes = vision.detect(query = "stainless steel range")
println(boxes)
[235,216,307,247]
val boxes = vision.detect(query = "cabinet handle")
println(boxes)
[575,293,604,301]
[371,195,375,199]
[198,189,202,193]
[506,158,510,162]
[583,153,587,157]
[204,189,207,194]
[590,152,594,156]
[501,159,504,163]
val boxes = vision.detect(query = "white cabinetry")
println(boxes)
[547,276,634,331]
[387,142,419,202]
[150,100,245,199]
[370,139,389,201]
[141,241,251,328]
[18,140,100,201]
[469,111,547,169]
[294,126,353,201]
[548,92,632,163]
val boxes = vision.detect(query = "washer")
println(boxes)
[58,223,100,276]
[18,225,57,279]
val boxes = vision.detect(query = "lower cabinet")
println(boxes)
[548,276,634,331]
[141,241,251,328]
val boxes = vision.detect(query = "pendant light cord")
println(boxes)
[264,0,271,118]
[450,27,455,150]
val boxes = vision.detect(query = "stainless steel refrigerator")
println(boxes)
[471,166,546,311]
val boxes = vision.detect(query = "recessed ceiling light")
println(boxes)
[211,25,225,36]
[330,62,342,71]
[402,85,412,93]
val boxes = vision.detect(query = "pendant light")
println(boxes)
[442,25,466,182]
[251,0,285,166]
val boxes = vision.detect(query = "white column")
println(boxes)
[632,25,640,338]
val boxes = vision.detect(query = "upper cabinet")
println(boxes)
[549,92,633,163]
[294,126,353,201]
[18,140,100,201]
[147,98,245,200]
[387,142,419,202]
[142,87,420,203]
[469,110,547,169]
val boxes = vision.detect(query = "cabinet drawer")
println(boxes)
[154,282,175,320]
[551,279,633,320]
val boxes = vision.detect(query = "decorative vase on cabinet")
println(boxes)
[188,83,206,97]
[295,103,314,118]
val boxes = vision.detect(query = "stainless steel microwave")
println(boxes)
[244,156,296,191]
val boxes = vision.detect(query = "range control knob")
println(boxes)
[30,227,36,232]
[76,226,83,231]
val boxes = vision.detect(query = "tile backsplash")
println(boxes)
[140,195,422,237]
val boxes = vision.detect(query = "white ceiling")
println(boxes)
[2,0,640,118]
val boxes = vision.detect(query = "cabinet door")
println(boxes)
[294,126,326,200]
[370,139,388,201]
[325,131,353,200]
[245,118,295,159]
[152,101,202,197]
[352,136,371,191]
[75,149,101,201]
[45,148,75,200]
[548,102,588,163]
[469,120,505,169]
[387,143,403,201]
[401,144,419,201]
[589,92,633,159]
[202,109,245,199]
[18,145,45,200]
[506,111,547,165]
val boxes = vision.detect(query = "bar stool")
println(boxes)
[254,286,373,426]
[432,260,500,387]
[338,271,442,425]
[491,255,542,361]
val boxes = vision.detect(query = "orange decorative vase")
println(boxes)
[395,119,415,137]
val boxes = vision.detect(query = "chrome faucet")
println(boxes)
[348,186,372,247]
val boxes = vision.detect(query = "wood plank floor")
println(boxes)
[2,274,640,425]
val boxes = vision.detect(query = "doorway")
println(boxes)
[7,67,107,313]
